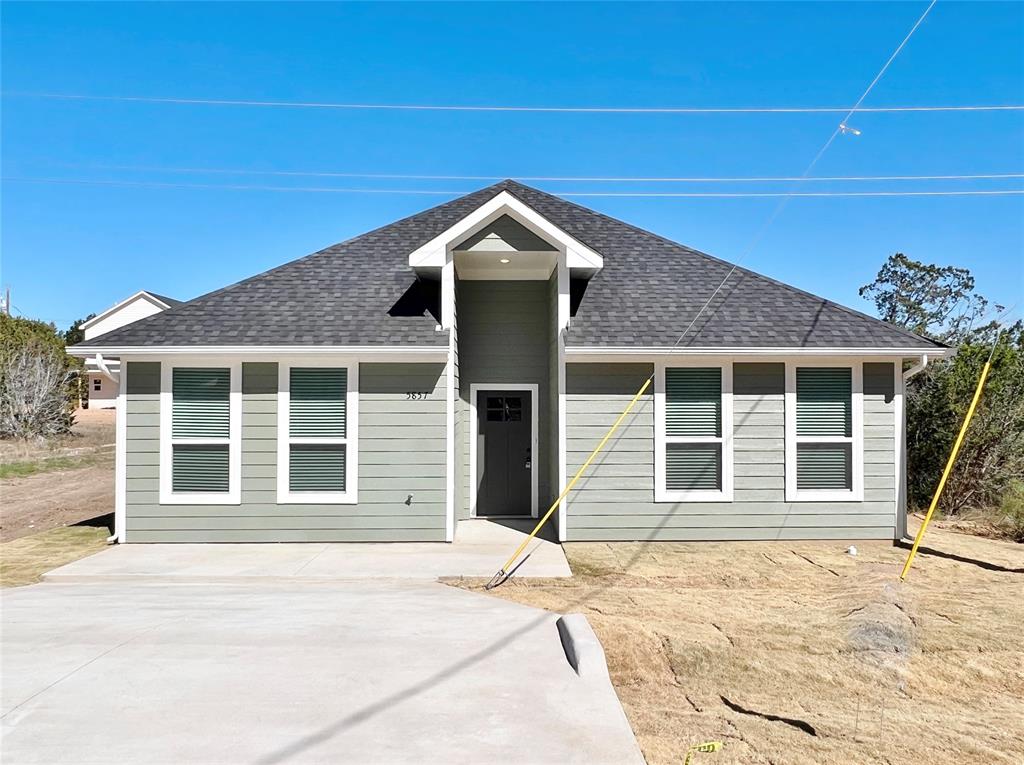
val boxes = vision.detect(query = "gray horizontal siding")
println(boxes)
[456,279,553,516]
[125,529,443,543]
[564,527,895,542]
[565,361,898,542]
[124,361,447,542]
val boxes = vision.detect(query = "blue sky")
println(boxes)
[2,2,1022,330]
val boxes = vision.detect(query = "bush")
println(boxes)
[999,482,1024,542]
[861,254,1024,530]
[906,331,1024,515]
[0,314,78,439]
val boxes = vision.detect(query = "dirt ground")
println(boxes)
[0,408,115,541]
[452,521,1024,765]
[0,407,115,462]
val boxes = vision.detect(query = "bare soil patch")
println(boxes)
[0,407,114,462]
[450,523,1024,765]
[1,409,115,541]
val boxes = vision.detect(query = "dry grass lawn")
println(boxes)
[0,526,110,587]
[452,521,1024,765]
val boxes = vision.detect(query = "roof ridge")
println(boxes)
[73,178,945,351]
[161,183,509,311]
[71,183,509,347]
[499,180,945,349]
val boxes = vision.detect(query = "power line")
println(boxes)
[4,90,1022,114]
[49,164,1024,184]
[488,0,952,582]
[658,0,941,349]
[4,176,1022,197]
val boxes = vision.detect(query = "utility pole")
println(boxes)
[2,286,9,316]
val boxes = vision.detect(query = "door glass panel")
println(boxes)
[485,395,525,422]
[486,396,504,421]
[506,397,522,421]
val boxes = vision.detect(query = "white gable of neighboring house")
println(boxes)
[82,291,177,341]
[81,291,179,408]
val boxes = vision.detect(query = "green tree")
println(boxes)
[861,256,1023,529]
[61,314,95,407]
[859,253,996,343]
[0,314,79,437]
[62,313,96,346]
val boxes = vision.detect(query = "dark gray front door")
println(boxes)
[477,391,532,516]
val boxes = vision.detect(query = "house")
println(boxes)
[80,291,181,408]
[70,180,949,544]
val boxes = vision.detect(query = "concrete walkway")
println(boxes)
[1,579,642,764]
[43,519,571,583]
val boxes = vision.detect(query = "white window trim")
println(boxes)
[785,360,864,502]
[655,360,734,503]
[159,360,241,505]
[277,360,359,504]
[468,383,540,518]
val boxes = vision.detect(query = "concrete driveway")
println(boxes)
[1,579,642,764]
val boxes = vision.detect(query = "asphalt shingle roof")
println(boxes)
[75,180,942,351]
[145,292,183,308]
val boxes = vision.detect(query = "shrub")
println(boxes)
[0,314,78,439]
[999,482,1024,542]
[906,334,1024,514]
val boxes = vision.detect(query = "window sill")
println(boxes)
[655,489,733,503]
[277,491,358,505]
[159,491,241,505]
[786,489,864,503]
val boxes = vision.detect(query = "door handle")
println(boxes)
[525,447,531,470]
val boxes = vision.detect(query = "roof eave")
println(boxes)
[68,344,449,358]
[564,345,952,359]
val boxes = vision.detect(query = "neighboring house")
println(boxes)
[71,181,949,544]
[80,291,181,408]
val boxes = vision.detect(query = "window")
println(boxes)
[785,363,863,501]
[655,362,733,502]
[93,377,102,392]
[159,363,241,504]
[277,362,358,503]
[486,396,522,422]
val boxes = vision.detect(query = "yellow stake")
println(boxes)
[900,351,995,581]
[486,377,652,587]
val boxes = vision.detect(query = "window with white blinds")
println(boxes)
[172,368,230,493]
[160,363,240,504]
[796,368,852,491]
[657,363,733,502]
[278,363,357,503]
[785,363,862,502]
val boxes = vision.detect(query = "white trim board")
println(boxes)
[445,330,456,542]
[654,359,734,503]
[276,359,359,505]
[114,363,128,542]
[468,383,540,519]
[159,360,242,505]
[894,362,907,540]
[566,347,950,359]
[408,190,603,273]
[70,345,448,359]
[80,290,175,332]
[784,360,864,503]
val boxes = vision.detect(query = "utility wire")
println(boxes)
[488,0,952,585]
[655,0,940,350]
[4,176,1022,197]
[46,164,1024,183]
[5,90,1022,114]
